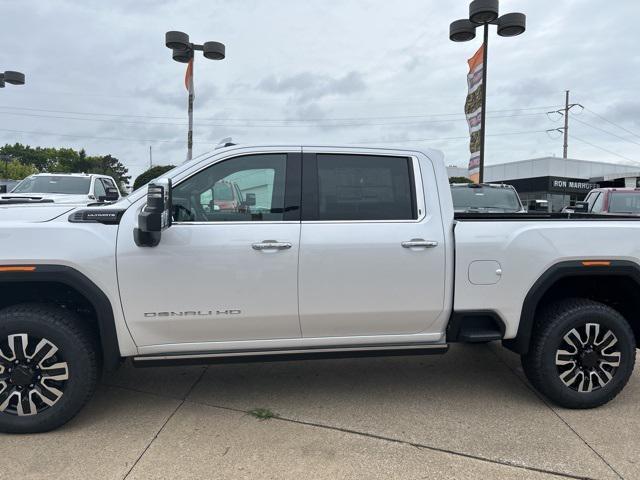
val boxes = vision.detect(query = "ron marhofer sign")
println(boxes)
[549,177,599,193]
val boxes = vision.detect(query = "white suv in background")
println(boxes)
[1,173,121,205]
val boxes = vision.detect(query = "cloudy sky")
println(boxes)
[1,0,639,182]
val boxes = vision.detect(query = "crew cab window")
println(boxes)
[585,192,600,211]
[94,179,106,198]
[591,193,604,213]
[172,154,287,222]
[102,178,117,193]
[314,154,416,221]
[608,192,640,214]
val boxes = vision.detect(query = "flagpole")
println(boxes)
[478,23,489,184]
[187,57,194,163]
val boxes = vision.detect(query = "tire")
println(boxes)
[522,298,636,409]
[0,303,99,433]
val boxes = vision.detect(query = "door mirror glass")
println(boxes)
[99,186,119,202]
[105,187,120,202]
[134,178,172,247]
[0,185,6,194]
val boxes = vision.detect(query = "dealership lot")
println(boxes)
[1,343,638,480]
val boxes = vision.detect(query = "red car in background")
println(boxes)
[580,188,640,215]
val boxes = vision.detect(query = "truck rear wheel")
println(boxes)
[522,298,636,409]
[0,304,98,433]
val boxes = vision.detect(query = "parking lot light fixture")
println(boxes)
[0,70,25,89]
[449,0,526,183]
[165,31,226,163]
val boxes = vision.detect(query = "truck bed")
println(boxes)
[454,212,640,221]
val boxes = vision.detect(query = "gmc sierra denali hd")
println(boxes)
[0,145,638,433]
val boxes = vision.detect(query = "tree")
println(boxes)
[449,176,473,184]
[0,143,64,171]
[133,165,176,191]
[86,154,131,189]
[1,159,38,180]
[0,143,131,188]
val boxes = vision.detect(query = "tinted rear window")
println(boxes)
[451,186,521,212]
[316,154,416,221]
[608,192,640,214]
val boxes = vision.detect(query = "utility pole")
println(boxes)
[547,92,583,159]
[563,90,570,158]
[149,146,153,168]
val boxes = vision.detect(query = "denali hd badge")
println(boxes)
[144,310,241,318]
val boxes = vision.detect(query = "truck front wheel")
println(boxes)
[522,298,636,408]
[0,304,99,433]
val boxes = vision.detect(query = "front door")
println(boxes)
[117,151,302,349]
[298,151,446,338]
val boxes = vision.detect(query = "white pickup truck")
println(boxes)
[0,144,638,433]
[1,173,121,206]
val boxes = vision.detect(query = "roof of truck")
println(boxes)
[591,187,640,193]
[28,173,112,178]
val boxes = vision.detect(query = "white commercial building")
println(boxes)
[450,157,640,212]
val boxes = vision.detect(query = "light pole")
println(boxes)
[0,70,25,89]
[165,31,225,163]
[450,0,526,183]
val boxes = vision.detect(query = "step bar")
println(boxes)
[132,343,449,367]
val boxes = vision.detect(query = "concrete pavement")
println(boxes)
[1,344,638,479]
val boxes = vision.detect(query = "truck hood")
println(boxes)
[0,193,91,205]
[0,204,77,222]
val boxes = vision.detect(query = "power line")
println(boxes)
[0,127,217,145]
[584,108,640,140]
[571,116,640,148]
[0,109,554,129]
[355,129,549,144]
[569,134,639,165]
[0,104,561,123]
[0,126,547,147]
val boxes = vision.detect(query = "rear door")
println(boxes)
[298,149,446,338]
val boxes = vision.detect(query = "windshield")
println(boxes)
[13,176,91,195]
[608,192,640,214]
[451,186,521,212]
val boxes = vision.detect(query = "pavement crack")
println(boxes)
[185,399,597,480]
[120,367,209,480]
[488,345,625,480]
[121,399,183,480]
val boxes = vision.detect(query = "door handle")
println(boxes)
[252,241,292,251]
[401,239,438,248]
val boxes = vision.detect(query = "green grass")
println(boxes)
[248,408,277,420]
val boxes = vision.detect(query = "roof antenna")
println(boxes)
[215,137,235,149]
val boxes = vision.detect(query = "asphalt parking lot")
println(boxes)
[1,343,638,480]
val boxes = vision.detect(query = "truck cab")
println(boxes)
[582,188,640,215]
